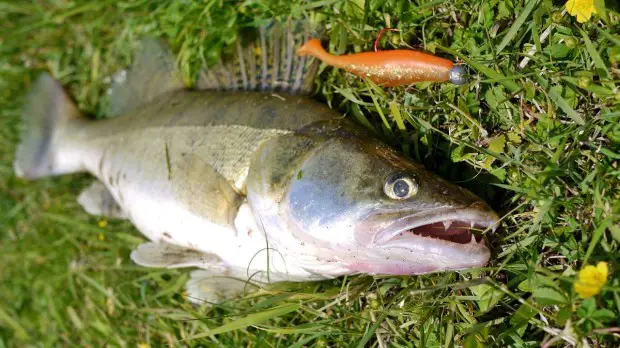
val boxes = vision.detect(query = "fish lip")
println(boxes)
[347,205,498,275]
[358,205,500,248]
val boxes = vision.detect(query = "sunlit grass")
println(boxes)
[1,0,619,346]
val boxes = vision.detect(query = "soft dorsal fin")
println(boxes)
[106,38,184,116]
[197,21,321,95]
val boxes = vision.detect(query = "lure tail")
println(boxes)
[296,38,341,68]
[14,73,86,179]
[296,39,324,58]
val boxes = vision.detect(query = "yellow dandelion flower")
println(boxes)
[97,232,105,241]
[565,0,597,23]
[98,219,108,228]
[574,262,608,298]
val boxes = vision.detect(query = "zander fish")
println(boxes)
[14,24,498,303]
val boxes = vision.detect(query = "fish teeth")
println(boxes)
[470,221,475,229]
[442,220,452,230]
[470,234,477,244]
[491,224,498,233]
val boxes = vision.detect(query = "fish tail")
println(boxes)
[197,21,323,95]
[14,73,86,179]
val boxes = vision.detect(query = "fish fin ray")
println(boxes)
[77,181,128,219]
[185,270,257,305]
[14,73,85,179]
[130,242,225,269]
[106,38,184,116]
[197,21,322,95]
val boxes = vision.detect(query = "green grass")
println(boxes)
[1,0,619,346]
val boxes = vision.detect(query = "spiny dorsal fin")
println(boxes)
[197,21,320,95]
[106,38,184,116]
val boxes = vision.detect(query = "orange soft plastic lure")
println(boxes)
[297,39,466,87]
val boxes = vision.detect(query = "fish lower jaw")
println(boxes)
[345,251,490,276]
[361,217,494,273]
[350,233,491,276]
[377,230,491,257]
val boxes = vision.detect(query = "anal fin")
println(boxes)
[77,181,127,219]
[131,243,251,305]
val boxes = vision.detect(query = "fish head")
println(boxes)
[248,123,499,276]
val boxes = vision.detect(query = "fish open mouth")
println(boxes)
[358,208,500,248]
[405,220,489,244]
[348,209,500,275]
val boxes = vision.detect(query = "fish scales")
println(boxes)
[65,91,341,261]
[78,91,339,188]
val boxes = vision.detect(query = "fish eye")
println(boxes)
[384,172,418,200]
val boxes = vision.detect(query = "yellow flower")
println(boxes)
[98,219,108,228]
[574,262,608,298]
[565,0,597,23]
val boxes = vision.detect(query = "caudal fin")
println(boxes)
[14,73,84,179]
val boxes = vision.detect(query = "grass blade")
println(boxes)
[389,101,406,131]
[355,312,388,348]
[534,75,585,125]
[0,307,29,340]
[289,333,331,348]
[583,218,612,264]
[187,304,299,339]
[256,322,332,334]
[579,29,614,87]
[439,46,521,93]
[496,0,539,53]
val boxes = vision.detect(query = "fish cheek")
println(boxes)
[285,142,379,238]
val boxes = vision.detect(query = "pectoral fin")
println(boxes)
[130,242,226,270]
[173,153,242,227]
[131,243,255,305]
